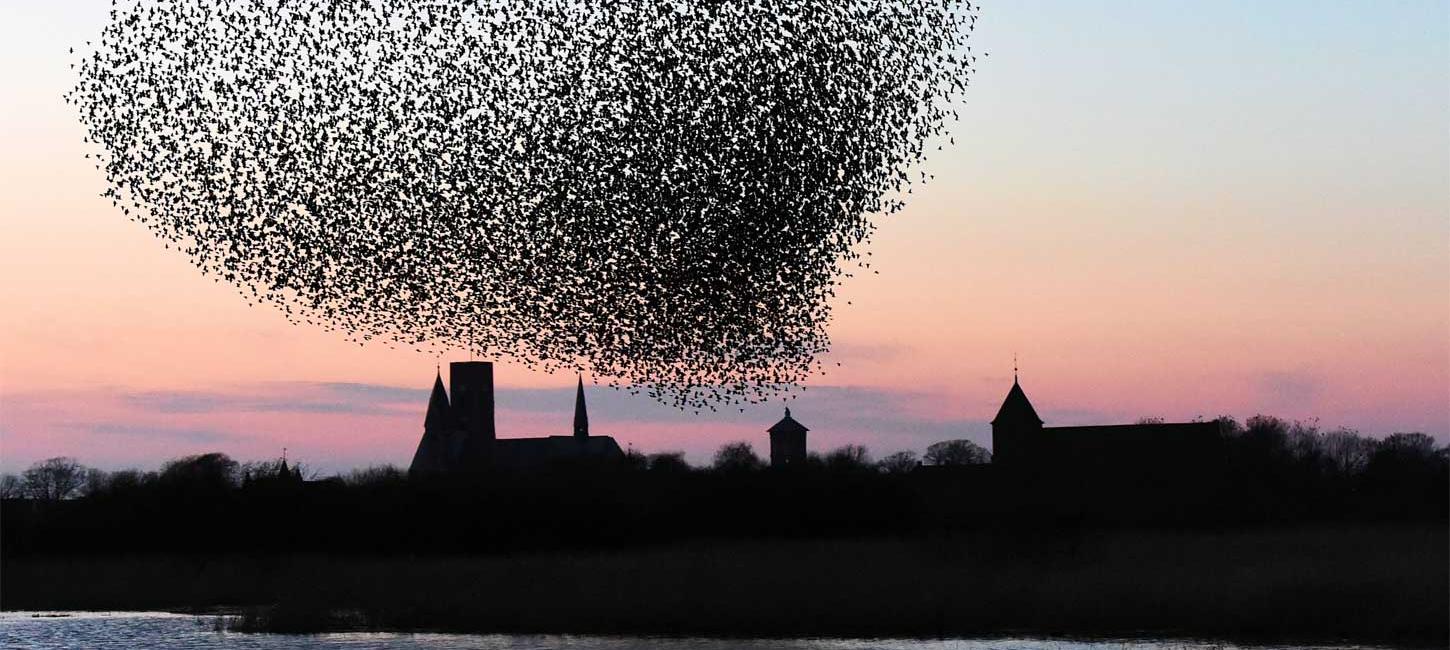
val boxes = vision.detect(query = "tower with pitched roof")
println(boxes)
[991,373,1043,465]
[767,408,809,468]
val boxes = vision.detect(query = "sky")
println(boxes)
[1,1,1447,474]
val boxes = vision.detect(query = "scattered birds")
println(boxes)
[68,0,979,410]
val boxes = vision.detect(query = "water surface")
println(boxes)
[0,612,1386,650]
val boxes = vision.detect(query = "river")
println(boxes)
[0,612,1390,650]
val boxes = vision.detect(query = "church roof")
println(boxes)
[493,435,624,471]
[992,379,1043,426]
[768,408,809,435]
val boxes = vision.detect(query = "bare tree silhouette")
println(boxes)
[876,451,919,474]
[1321,429,1375,476]
[0,473,23,499]
[21,457,88,501]
[825,445,872,470]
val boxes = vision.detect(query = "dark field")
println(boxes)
[4,526,1445,644]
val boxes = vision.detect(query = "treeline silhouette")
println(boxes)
[2,415,1444,557]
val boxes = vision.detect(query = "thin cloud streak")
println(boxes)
[0,381,987,471]
[120,382,427,416]
[71,422,241,444]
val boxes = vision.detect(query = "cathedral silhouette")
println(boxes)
[409,362,623,475]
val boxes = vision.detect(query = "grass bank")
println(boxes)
[3,526,1445,644]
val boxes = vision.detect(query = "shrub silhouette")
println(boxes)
[647,452,691,474]
[341,465,406,488]
[161,453,240,490]
[876,451,919,474]
[924,440,991,466]
[712,442,764,472]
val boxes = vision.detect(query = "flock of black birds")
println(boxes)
[68,0,980,410]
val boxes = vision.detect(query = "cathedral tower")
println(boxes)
[450,361,496,470]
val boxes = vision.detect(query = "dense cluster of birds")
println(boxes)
[69,0,980,410]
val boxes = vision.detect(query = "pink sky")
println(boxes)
[2,1,1447,473]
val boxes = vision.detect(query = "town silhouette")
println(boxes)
[4,362,1445,642]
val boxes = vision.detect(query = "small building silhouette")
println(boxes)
[989,377,1043,465]
[767,408,809,468]
[409,362,623,476]
[990,375,1221,470]
[241,452,305,491]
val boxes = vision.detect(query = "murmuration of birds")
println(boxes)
[68,0,981,411]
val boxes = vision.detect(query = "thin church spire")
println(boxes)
[573,375,589,439]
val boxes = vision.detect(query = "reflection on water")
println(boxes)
[0,612,1382,650]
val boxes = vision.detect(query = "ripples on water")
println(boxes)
[0,612,1380,650]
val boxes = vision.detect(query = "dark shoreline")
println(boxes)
[5,526,1446,645]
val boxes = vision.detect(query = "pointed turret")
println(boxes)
[991,377,1043,466]
[573,375,589,439]
[424,370,452,430]
[992,378,1042,427]
[410,369,455,475]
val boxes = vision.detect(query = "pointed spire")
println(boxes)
[413,367,456,475]
[573,375,589,439]
[992,377,1043,426]
[424,369,452,431]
